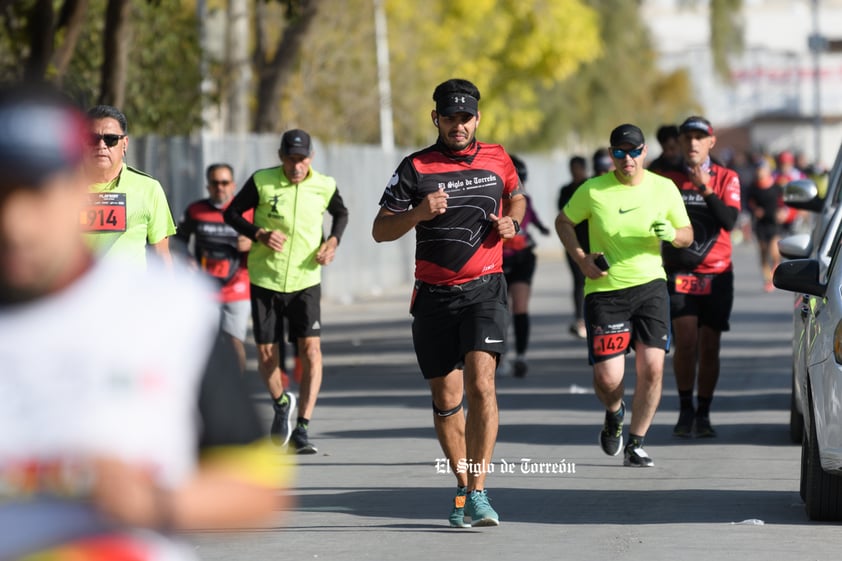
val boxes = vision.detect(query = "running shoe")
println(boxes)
[513,358,528,378]
[599,402,624,456]
[694,414,717,438]
[290,426,318,454]
[465,489,499,527]
[623,443,655,467]
[673,407,695,438]
[270,392,296,446]
[449,486,469,528]
[569,320,587,339]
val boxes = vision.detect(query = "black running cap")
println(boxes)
[0,88,87,186]
[280,129,312,157]
[609,124,645,148]
[436,93,479,117]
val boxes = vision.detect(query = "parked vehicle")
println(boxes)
[778,144,842,444]
[774,211,842,520]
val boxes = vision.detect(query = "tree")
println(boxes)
[0,0,202,134]
[710,0,743,81]
[253,0,321,132]
[539,0,700,149]
[99,0,131,107]
[386,0,603,147]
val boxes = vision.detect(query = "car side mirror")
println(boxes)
[783,179,822,212]
[773,259,826,297]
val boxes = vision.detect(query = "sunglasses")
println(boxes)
[209,180,232,187]
[89,133,126,148]
[611,146,643,159]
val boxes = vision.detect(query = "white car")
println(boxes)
[779,145,842,444]
[774,217,842,520]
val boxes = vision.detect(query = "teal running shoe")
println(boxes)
[465,489,499,527]
[449,486,469,528]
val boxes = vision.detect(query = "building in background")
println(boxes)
[642,0,842,167]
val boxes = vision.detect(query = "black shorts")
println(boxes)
[503,249,537,285]
[667,270,734,331]
[584,279,670,364]
[411,273,508,379]
[250,283,321,345]
[753,222,780,243]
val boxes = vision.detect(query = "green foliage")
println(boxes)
[386,0,602,147]
[711,0,743,82]
[121,0,203,134]
[0,0,202,135]
[538,0,700,150]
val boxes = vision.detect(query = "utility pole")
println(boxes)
[811,0,821,164]
[373,0,394,152]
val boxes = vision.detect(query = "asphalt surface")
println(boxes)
[190,241,839,561]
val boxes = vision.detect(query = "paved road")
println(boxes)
[191,241,839,561]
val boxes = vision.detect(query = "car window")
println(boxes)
[828,142,842,208]
[823,209,842,284]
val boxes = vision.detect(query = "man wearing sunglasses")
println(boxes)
[175,163,253,373]
[653,116,741,439]
[556,123,692,468]
[82,105,176,267]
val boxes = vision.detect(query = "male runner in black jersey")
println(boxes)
[372,78,525,527]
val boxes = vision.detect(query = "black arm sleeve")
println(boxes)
[703,193,739,231]
[223,177,261,241]
[197,332,265,451]
[326,189,350,243]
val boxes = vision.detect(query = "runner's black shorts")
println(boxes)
[667,270,734,331]
[411,273,508,379]
[250,283,321,345]
[503,249,537,285]
[584,279,670,364]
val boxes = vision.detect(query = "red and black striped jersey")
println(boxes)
[380,140,521,285]
[658,161,741,274]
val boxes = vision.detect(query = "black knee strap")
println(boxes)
[432,401,463,417]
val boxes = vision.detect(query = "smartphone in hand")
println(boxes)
[594,254,610,271]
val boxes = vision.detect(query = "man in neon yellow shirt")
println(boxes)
[225,129,349,455]
[82,105,175,267]
[556,124,693,467]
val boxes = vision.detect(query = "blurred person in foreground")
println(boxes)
[0,83,283,560]
[176,163,253,372]
[556,124,692,467]
[82,104,176,268]
[502,155,551,377]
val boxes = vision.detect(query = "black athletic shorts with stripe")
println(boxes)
[250,283,321,345]
[411,273,508,379]
[584,279,670,364]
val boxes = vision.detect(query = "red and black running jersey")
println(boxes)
[176,199,253,303]
[379,140,521,285]
[658,162,741,274]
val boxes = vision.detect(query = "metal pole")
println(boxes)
[373,0,395,152]
[812,0,822,164]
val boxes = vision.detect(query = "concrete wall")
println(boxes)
[128,134,574,304]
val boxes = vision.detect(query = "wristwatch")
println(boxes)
[512,219,520,234]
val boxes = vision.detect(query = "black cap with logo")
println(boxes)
[609,124,645,148]
[280,129,312,157]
